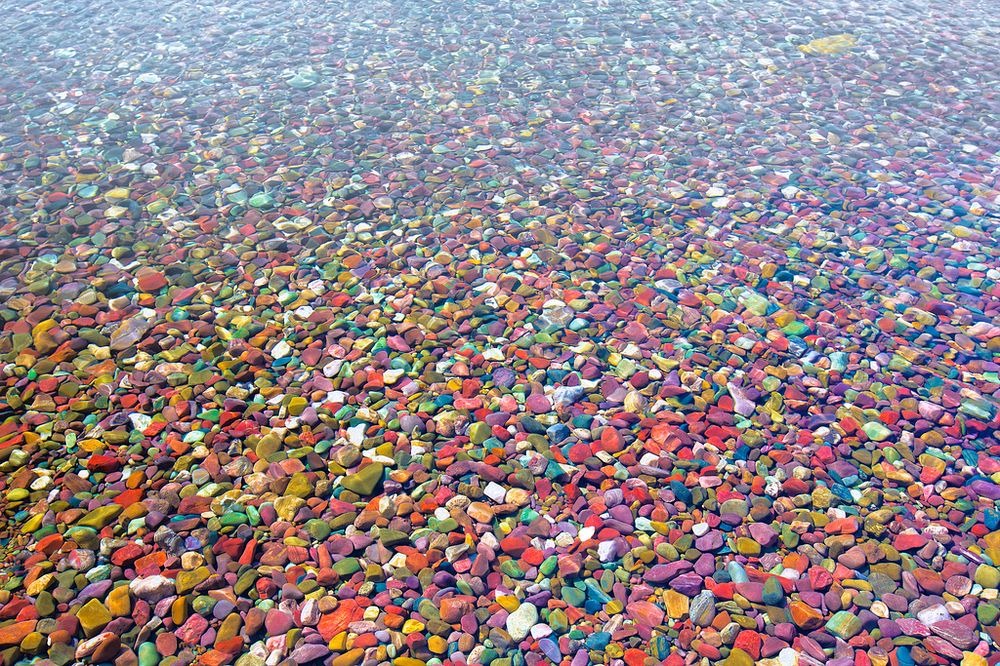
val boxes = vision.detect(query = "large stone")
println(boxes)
[664,590,689,619]
[825,611,862,640]
[505,602,538,641]
[274,496,306,521]
[930,620,978,650]
[0,621,36,647]
[974,564,1000,589]
[627,600,664,627]
[790,601,824,630]
[130,576,176,603]
[77,599,112,637]
[77,505,123,530]
[176,568,210,595]
[107,585,132,617]
[285,473,314,498]
[468,422,491,444]
[690,591,716,627]
[724,648,755,666]
[341,463,384,496]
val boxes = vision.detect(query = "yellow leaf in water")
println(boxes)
[799,34,857,55]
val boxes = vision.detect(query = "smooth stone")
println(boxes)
[505,603,538,641]
[341,463,385,496]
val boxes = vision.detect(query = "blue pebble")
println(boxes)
[584,579,611,603]
[546,423,571,443]
[650,636,671,659]
[670,480,692,504]
[585,632,611,650]
[727,561,749,583]
[832,484,854,502]
[544,460,568,481]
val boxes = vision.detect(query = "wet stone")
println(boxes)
[0,0,997,664]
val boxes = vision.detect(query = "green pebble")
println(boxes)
[234,570,259,596]
[77,505,122,529]
[761,577,785,605]
[468,422,491,444]
[781,321,810,336]
[862,421,892,441]
[548,608,568,633]
[220,512,248,527]
[500,560,523,578]
[561,586,586,606]
[35,591,55,616]
[825,611,862,640]
[977,603,999,625]
[378,528,409,547]
[333,558,361,576]
[305,519,331,540]
[975,564,1000,589]
[961,399,996,420]
[341,463,384,496]
[192,596,217,616]
[248,192,274,208]
[138,641,160,666]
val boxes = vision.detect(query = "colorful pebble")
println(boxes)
[0,0,998,665]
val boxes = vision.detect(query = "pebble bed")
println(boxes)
[0,0,998,665]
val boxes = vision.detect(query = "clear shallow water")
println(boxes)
[0,1,998,665]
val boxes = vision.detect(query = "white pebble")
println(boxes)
[483,482,507,503]
[505,603,538,641]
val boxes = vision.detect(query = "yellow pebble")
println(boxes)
[21,514,44,534]
[773,311,796,327]
[497,595,520,612]
[401,619,425,634]
[26,573,54,597]
[427,636,448,654]
[107,585,131,617]
[394,659,426,666]
[171,597,188,626]
[331,648,364,666]
[664,590,689,619]
[328,632,349,651]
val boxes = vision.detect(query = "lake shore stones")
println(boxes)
[0,0,998,664]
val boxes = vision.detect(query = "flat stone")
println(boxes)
[825,611,862,640]
[341,463,384,496]
[506,603,538,641]
[77,599,112,637]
